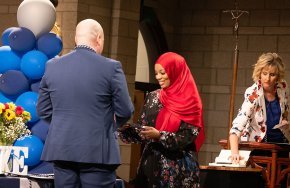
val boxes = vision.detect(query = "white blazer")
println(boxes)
[230,80,289,142]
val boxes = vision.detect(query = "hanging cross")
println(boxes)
[222,0,249,149]
[223,1,249,43]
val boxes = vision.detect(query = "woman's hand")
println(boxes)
[140,126,161,140]
[229,134,242,164]
[229,153,244,164]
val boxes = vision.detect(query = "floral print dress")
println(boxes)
[119,90,200,188]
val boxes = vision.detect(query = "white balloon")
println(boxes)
[17,0,56,38]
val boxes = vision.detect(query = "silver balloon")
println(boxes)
[17,0,56,38]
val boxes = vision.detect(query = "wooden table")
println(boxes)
[219,139,290,188]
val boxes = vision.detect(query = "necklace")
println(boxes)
[75,45,96,53]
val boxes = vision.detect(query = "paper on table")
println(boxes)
[209,149,251,167]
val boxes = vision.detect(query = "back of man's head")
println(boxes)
[75,19,104,54]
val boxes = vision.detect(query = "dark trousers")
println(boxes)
[53,161,117,188]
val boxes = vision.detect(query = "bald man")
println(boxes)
[37,19,134,188]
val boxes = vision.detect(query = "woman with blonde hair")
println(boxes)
[229,52,289,164]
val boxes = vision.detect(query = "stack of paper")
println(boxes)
[209,149,251,167]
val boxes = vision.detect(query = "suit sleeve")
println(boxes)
[36,67,53,123]
[111,62,134,127]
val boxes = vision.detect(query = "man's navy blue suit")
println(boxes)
[37,46,134,187]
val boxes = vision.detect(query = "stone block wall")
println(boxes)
[0,1,20,36]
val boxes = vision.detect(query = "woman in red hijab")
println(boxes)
[119,52,204,188]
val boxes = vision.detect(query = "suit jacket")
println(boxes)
[230,80,289,142]
[37,47,134,165]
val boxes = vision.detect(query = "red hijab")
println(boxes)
[155,52,205,152]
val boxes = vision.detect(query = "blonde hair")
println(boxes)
[252,52,285,82]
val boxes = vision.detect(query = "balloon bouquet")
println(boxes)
[0,0,62,173]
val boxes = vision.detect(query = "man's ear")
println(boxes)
[96,34,102,46]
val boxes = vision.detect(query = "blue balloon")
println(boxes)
[1,27,18,46]
[14,135,44,167]
[0,92,12,103]
[36,32,62,59]
[0,70,29,97]
[21,50,48,80]
[9,27,36,53]
[15,91,39,122]
[30,120,49,142]
[0,46,21,73]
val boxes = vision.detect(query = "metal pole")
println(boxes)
[228,43,239,147]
